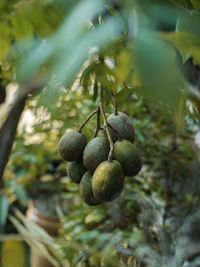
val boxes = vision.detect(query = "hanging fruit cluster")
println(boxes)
[58,87,142,206]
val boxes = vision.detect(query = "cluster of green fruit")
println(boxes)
[58,109,142,206]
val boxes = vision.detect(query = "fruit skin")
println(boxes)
[92,160,124,202]
[107,112,135,143]
[83,137,110,172]
[67,161,86,184]
[58,129,87,161]
[114,140,142,176]
[80,171,101,206]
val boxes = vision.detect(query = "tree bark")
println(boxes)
[0,97,26,188]
[0,80,43,189]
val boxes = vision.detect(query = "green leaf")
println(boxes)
[11,15,34,40]
[73,251,89,264]
[0,21,10,60]
[115,88,132,108]
[80,61,98,90]
[12,182,28,202]
[135,34,182,114]
[191,0,200,10]
[93,80,98,101]
[176,10,200,38]
[92,62,114,90]
[9,215,60,267]
[104,87,112,107]
[105,5,127,35]
[0,193,9,232]
[159,31,200,65]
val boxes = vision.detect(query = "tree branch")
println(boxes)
[93,105,101,138]
[99,86,114,161]
[0,80,43,189]
[111,92,118,115]
[78,109,98,133]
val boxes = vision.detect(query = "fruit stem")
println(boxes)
[111,92,118,115]
[107,123,123,141]
[78,109,98,133]
[99,86,114,161]
[93,105,101,138]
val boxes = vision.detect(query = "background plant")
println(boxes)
[1,0,200,266]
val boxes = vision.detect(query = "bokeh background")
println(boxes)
[1,1,200,266]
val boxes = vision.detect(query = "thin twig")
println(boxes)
[99,86,114,161]
[93,106,101,138]
[107,123,122,140]
[111,92,118,115]
[78,109,97,133]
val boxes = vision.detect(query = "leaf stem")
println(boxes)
[107,123,122,141]
[99,86,114,161]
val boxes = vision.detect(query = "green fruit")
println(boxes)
[83,137,110,172]
[92,160,124,202]
[67,161,86,184]
[107,112,135,143]
[80,171,101,206]
[114,140,142,176]
[58,129,87,161]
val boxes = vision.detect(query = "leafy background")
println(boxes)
[1,0,200,266]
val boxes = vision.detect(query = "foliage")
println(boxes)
[1,0,200,266]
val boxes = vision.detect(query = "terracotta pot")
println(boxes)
[26,204,60,267]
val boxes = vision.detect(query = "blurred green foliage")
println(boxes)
[1,0,200,266]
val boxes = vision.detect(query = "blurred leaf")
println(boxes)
[9,211,63,266]
[0,193,9,232]
[92,62,114,90]
[18,0,104,82]
[114,49,133,86]
[177,10,200,38]
[105,5,127,35]
[116,245,135,257]
[160,31,200,65]
[85,209,105,224]
[191,0,200,9]
[19,1,120,86]
[73,251,89,264]
[135,34,182,114]
[0,22,10,60]
[10,181,28,203]
[115,88,132,108]
[93,79,98,101]
[15,209,54,242]
[11,15,34,41]
[175,10,200,62]
[80,61,98,90]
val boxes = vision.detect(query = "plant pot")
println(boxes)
[26,204,59,267]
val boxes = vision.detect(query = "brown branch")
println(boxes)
[99,86,114,161]
[78,109,98,133]
[93,106,101,138]
[0,80,43,189]
[111,92,118,115]
[107,122,122,140]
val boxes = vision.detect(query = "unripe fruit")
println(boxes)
[107,112,135,143]
[67,162,86,184]
[83,137,110,172]
[58,129,87,161]
[114,140,142,176]
[92,160,124,202]
[80,171,101,206]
